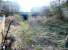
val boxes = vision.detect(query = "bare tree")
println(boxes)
[0,1,19,17]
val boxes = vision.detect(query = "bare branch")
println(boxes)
[5,20,13,39]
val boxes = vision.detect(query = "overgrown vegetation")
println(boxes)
[13,0,68,49]
[0,0,68,50]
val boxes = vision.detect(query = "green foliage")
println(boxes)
[35,47,42,50]
[12,0,68,49]
[29,15,68,48]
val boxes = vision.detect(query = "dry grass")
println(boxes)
[0,17,5,44]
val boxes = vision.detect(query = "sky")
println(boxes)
[3,0,54,12]
[17,0,52,12]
